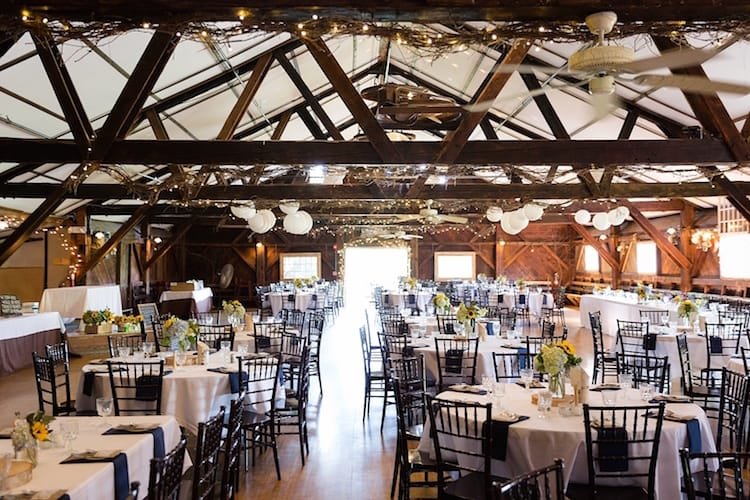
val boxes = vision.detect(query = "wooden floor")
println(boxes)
[0,306,593,499]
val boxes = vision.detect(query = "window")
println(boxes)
[280,253,321,280]
[719,232,750,279]
[636,241,657,275]
[434,252,475,281]
[583,245,599,273]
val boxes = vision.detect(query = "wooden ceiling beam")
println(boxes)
[569,221,620,270]
[271,109,293,140]
[434,40,530,164]
[5,180,742,200]
[618,110,639,140]
[303,37,399,162]
[145,110,183,177]
[622,200,691,270]
[217,52,273,140]
[297,108,326,140]
[32,34,93,156]
[275,50,344,140]
[0,138,731,165]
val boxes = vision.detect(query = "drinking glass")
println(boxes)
[661,314,670,327]
[640,383,654,402]
[537,390,552,418]
[117,346,131,358]
[601,390,618,406]
[482,375,493,393]
[60,421,79,451]
[220,340,232,352]
[175,350,188,370]
[493,382,506,409]
[237,344,248,357]
[619,373,633,399]
[520,368,534,390]
[96,397,113,425]
[143,341,155,357]
[0,453,12,482]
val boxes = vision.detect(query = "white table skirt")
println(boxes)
[0,415,188,499]
[40,285,123,319]
[0,312,65,341]
[489,291,553,317]
[382,291,432,311]
[160,288,214,313]
[268,292,315,316]
[75,353,283,435]
[419,384,716,500]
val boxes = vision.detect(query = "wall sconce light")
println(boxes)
[690,229,718,252]
[93,231,106,240]
[153,236,163,244]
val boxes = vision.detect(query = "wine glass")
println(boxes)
[96,397,113,426]
[520,368,534,390]
[143,341,155,358]
[640,383,654,402]
[660,314,670,327]
[493,382,506,410]
[482,375,493,393]
[174,350,188,370]
[537,390,552,418]
[60,421,79,451]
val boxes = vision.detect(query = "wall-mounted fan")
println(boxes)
[473,11,750,114]
[218,263,234,289]
[379,230,424,240]
[395,200,469,225]
[361,83,463,129]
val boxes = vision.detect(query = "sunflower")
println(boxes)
[31,421,49,441]
[559,340,576,356]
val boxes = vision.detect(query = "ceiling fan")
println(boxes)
[379,230,424,240]
[361,83,463,129]
[395,200,469,225]
[470,11,750,113]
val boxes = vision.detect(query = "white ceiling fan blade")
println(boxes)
[589,92,620,122]
[487,63,578,76]
[632,74,750,95]
[462,82,585,113]
[395,214,422,222]
[402,234,423,240]
[437,214,469,224]
[616,47,720,75]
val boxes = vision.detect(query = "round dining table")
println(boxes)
[418,383,716,499]
[413,335,524,381]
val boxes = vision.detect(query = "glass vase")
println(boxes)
[548,373,565,398]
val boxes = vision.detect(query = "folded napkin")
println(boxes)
[61,451,129,500]
[649,394,692,403]
[596,427,629,472]
[104,425,165,458]
[684,418,702,453]
[515,380,544,389]
[256,335,272,349]
[447,384,487,395]
[709,336,723,354]
[485,415,530,460]
[642,333,657,351]
[665,409,699,422]
[589,384,621,392]
[207,367,249,393]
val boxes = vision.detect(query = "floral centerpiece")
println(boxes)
[498,275,508,286]
[222,300,246,326]
[405,277,418,290]
[82,308,113,334]
[293,277,304,289]
[162,315,199,352]
[456,302,487,337]
[677,298,698,323]
[636,282,648,301]
[515,278,526,289]
[432,292,450,313]
[534,341,582,398]
[12,411,53,466]
[113,314,143,333]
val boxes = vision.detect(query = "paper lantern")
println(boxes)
[283,212,304,234]
[298,211,314,233]
[523,203,544,221]
[574,209,591,225]
[592,212,611,231]
[279,200,300,215]
[247,213,267,233]
[608,208,626,226]
[616,206,630,219]
[230,204,256,220]
[509,209,528,231]
[486,206,503,223]
[500,215,521,235]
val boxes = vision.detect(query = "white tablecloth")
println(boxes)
[159,287,214,313]
[0,415,188,499]
[489,291,553,317]
[268,292,315,316]
[382,291,433,311]
[414,336,520,381]
[0,312,65,341]
[40,285,123,319]
[75,353,282,435]
[419,384,716,499]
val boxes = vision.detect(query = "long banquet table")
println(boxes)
[418,383,715,499]
[159,287,214,313]
[0,415,189,499]
[0,312,65,374]
[40,285,123,319]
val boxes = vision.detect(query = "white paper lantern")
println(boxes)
[298,211,314,233]
[486,206,503,223]
[283,212,305,234]
[279,200,300,215]
[616,206,630,219]
[523,203,544,221]
[608,208,626,226]
[247,212,267,233]
[500,215,521,235]
[230,204,256,220]
[509,209,528,231]
[574,209,591,225]
[592,212,611,231]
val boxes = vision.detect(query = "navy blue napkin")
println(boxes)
[642,333,657,351]
[83,371,96,396]
[103,426,165,458]
[61,452,129,500]
[256,335,271,349]
[207,368,249,393]
[445,349,464,374]
[597,427,629,472]
[685,418,702,453]
[485,322,494,336]
[518,347,528,369]
[445,323,455,335]
[485,416,530,460]
[709,336,723,354]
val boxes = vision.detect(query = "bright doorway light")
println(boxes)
[343,246,409,309]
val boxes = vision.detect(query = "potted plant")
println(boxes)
[82,309,113,334]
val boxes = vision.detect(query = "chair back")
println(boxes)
[219,396,243,500]
[492,351,525,382]
[148,435,188,500]
[589,311,604,355]
[191,407,225,500]
[382,318,408,337]
[379,332,413,363]
[388,355,427,425]
[716,368,750,452]
[494,458,565,500]
[434,337,479,389]
[515,294,527,307]
[428,397,493,498]
[195,311,220,325]
[238,356,279,418]
[679,448,750,500]
[615,353,669,393]
[197,324,235,351]
[253,323,284,355]
[32,352,72,416]
[582,403,665,497]
[525,335,565,360]
[638,309,669,326]
[282,309,306,333]
[306,310,325,339]
[280,332,308,367]
[436,314,459,335]
[704,322,742,368]
[742,346,750,375]
[616,319,651,355]
[540,320,556,338]
[152,321,167,352]
[107,334,145,357]
[107,360,165,415]
[498,308,517,331]
[676,334,696,394]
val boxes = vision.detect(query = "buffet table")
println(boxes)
[40,285,123,319]
[0,312,65,374]
[0,415,188,499]
[159,287,213,313]
[419,383,715,499]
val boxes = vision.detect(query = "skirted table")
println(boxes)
[0,312,65,374]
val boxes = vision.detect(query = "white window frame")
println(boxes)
[279,252,321,280]
[434,252,476,281]
[583,245,600,273]
[636,241,657,275]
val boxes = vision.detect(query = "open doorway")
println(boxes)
[343,246,409,310]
